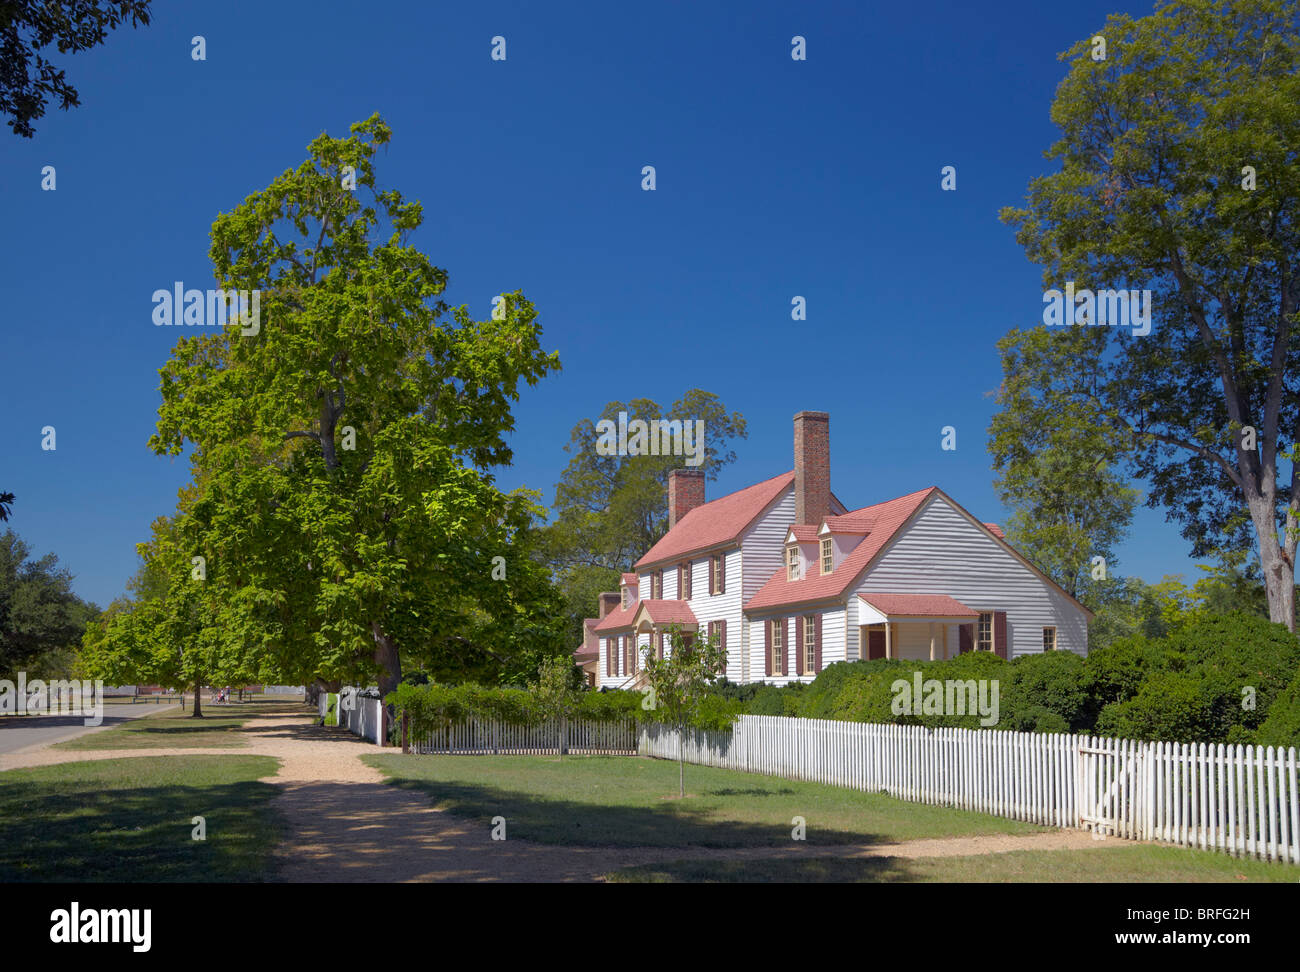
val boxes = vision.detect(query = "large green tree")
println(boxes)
[542,391,747,644]
[0,529,96,677]
[148,114,563,697]
[1000,0,1300,629]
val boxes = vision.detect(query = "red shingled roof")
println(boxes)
[824,511,876,533]
[787,525,820,543]
[620,573,638,586]
[635,471,795,568]
[746,487,937,611]
[858,593,978,618]
[983,523,1003,539]
[592,603,637,633]
[632,599,699,626]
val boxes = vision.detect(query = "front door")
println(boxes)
[866,627,886,660]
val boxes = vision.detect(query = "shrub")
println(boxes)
[1255,669,1300,750]
[1095,671,1221,742]
[1002,650,1089,732]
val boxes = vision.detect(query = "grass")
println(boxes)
[608,843,1300,882]
[0,755,285,881]
[52,700,299,750]
[363,753,1048,848]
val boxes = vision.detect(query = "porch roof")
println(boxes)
[631,599,699,628]
[857,593,979,620]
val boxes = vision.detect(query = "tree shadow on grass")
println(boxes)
[378,774,890,850]
[0,757,284,882]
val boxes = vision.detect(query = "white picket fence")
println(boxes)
[317,690,385,745]
[639,715,1300,864]
[410,717,637,755]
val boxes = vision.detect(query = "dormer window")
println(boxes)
[621,587,630,610]
[820,537,833,575]
[787,545,800,582]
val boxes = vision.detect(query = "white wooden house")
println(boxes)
[588,411,1091,689]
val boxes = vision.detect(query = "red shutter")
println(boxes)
[765,618,772,676]
[795,616,805,676]
[814,613,822,673]
[676,564,682,600]
[719,619,727,673]
[718,555,725,594]
[959,624,973,654]
[994,611,1008,659]
[606,638,613,676]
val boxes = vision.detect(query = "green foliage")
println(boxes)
[0,530,97,677]
[1002,650,1091,732]
[387,681,646,739]
[1256,669,1300,749]
[1094,613,1300,742]
[1,0,153,138]
[989,326,1139,600]
[133,114,563,695]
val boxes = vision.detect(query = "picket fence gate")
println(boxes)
[410,716,637,756]
[639,715,1300,864]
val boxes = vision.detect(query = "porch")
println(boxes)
[857,593,986,661]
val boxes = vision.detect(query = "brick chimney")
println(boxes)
[668,468,706,529]
[794,411,831,525]
[597,592,621,619]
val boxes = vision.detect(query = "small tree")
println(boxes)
[529,654,578,759]
[640,626,726,798]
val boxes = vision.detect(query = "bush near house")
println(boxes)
[714,612,1300,746]
[389,681,647,737]
[1256,669,1300,749]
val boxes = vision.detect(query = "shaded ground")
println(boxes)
[0,755,283,882]
[7,708,1288,883]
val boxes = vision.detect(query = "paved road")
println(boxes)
[0,702,179,755]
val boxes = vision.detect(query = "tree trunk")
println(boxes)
[1248,494,1297,631]
[192,675,203,718]
[370,621,402,700]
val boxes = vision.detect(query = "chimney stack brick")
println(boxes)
[794,410,831,526]
[597,592,621,619]
[668,468,706,529]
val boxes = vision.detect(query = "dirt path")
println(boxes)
[0,712,1111,882]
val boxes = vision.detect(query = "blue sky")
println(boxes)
[0,0,1211,607]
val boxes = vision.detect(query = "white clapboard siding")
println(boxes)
[740,484,796,601]
[411,717,637,755]
[858,494,1088,656]
[638,715,1300,864]
[687,547,744,681]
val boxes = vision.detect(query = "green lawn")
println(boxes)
[53,700,306,750]
[0,755,285,881]
[608,843,1300,883]
[363,753,1049,848]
